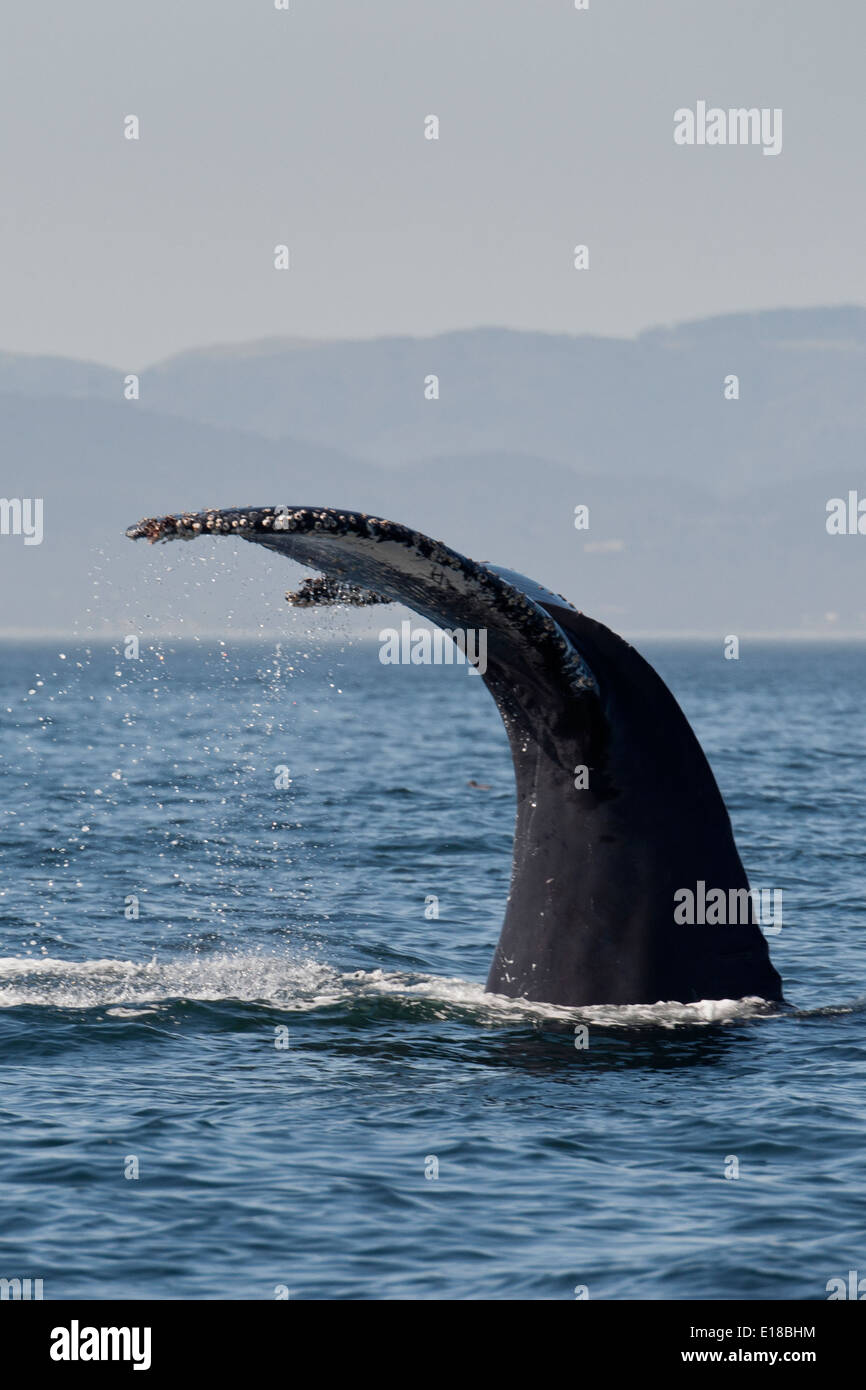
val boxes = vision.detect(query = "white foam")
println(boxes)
[0,952,779,1027]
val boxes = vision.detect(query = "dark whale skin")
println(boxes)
[127,505,783,1008]
[487,600,782,1006]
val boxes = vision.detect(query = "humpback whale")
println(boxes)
[127,505,783,1009]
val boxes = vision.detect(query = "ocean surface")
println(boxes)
[1,635,864,1301]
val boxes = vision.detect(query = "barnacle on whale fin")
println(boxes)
[285,576,391,608]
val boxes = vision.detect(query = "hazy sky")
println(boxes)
[1,0,863,366]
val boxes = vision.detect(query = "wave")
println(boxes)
[0,951,793,1029]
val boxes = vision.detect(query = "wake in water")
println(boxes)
[0,951,787,1029]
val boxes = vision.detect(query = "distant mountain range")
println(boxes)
[1,307,864,636]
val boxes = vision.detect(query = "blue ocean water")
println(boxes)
[0,637,864,1300]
